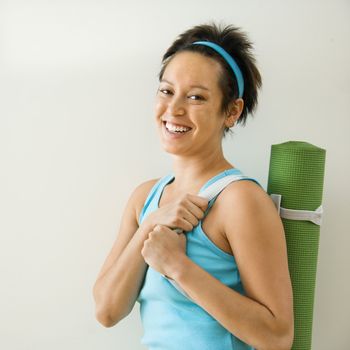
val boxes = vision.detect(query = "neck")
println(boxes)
[170,147,234,193]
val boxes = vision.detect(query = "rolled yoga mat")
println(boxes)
[267,141,326,350]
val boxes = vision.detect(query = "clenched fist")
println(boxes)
[141,224,187,279]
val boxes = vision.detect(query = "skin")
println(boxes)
[140,51,294,349]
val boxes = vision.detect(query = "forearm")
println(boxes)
[171,256,292,350]
[94,224,151,326]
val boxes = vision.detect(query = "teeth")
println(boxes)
[165,122,191,132]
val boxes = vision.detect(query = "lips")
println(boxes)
[162,120,192,129]
[162,121,193,137]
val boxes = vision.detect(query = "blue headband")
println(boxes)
[191,41,244,98]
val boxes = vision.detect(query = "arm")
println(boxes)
[92,179,159,327]
[167,181,294,350]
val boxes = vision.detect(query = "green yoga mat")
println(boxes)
[267,141,326,350]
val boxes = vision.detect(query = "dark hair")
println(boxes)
[158,21,262,137]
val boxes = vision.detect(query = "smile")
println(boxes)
[164,121,192,133]
[163,121,193,137]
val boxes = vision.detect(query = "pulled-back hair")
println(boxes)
[158,21,262,136]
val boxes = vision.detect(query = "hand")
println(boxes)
[142,193,209,233]
[141,224,187,278]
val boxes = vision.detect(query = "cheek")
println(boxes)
[154,98,166,116]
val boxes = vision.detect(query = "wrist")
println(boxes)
[166,254,192,281]
[140,214,155,232]
[137,220,153,242]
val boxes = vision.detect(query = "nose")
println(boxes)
[167,94,186,116]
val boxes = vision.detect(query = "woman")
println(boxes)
[93,22,294,350]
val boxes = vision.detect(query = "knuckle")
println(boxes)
[175,207,183,216]
[174,217,182,226]
[180,196,188,205]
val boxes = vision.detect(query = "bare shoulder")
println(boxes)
[218,178,283,252]
[220,179,277,219]
[221,177,268,198]
[132,178,161,225]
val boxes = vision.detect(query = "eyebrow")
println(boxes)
[160,79,210,91]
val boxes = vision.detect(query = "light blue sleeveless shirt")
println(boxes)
[136,168,262,350]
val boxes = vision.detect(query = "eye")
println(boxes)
[159,88,172,96]
[188,95,204,101]
[158,88,204,101]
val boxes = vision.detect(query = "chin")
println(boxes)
[159,141,186,156]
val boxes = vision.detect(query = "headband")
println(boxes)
[191,41,244,98]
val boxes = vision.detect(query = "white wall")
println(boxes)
[1,0,349,349]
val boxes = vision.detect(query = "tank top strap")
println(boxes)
[201,173,263,217]
[138,174,175,224]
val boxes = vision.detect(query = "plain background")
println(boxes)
[1,0,349,349]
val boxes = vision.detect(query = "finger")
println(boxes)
[182,198,207,223]
[179,233,187,248]
[186,193,209,211]
[180,209,200,228]
[175,217,196,232]
[154,224,173,234]
[173,203,205,232]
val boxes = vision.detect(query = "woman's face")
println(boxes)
[154,51,232,157]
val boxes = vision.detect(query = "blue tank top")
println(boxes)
[136,168,262,350]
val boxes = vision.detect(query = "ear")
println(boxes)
[224,98,244,127]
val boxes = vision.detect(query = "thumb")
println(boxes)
[179,233,187,248]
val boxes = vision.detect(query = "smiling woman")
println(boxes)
[93,21,294,350]
[155,50,238,157]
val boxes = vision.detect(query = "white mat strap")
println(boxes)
[270,193,323,226]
